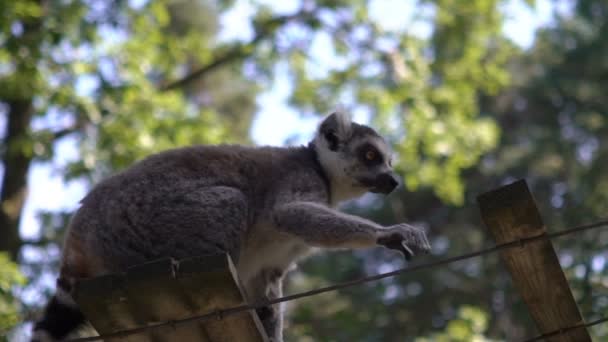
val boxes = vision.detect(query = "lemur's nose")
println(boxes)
[376,172,399,194]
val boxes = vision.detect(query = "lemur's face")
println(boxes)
[315,112,399,199]
[341,132,397,194]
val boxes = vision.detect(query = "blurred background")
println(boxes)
[1,0,607,340]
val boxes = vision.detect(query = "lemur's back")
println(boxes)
[62,144,315,277]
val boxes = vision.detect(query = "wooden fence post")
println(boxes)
[73,254,268,341]
[478,179,591,341]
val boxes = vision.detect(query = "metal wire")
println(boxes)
[67,219,608,342]
[524,316,608,341]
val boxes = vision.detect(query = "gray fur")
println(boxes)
[43,112,431,342]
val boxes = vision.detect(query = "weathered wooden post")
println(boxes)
[73,254,268,341]
[478,179,591,341]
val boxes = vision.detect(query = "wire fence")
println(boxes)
[524,316,608,342]
[68,219,608,342]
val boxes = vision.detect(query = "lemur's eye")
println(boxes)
[359,144,382,166]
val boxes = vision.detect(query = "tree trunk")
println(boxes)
[0,99,34,261]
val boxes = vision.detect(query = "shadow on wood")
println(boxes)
[478,179,591,342]
[73,254,268,341]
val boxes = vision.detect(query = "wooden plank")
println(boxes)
[125,258,210,341]
[73,274,147,342]
[73,254,267,341]
[478,179,591,342]
[176,255,268,342]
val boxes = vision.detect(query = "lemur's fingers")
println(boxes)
[413,231,431,255]
[377,224,431,259]
[377,233,414,260]
[401,241,415,260]
[398,224,431,255]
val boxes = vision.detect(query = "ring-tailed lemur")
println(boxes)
[32,111,431,342]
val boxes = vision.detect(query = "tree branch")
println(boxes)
[51,123,81,140]
[0,99,34,261]
[160,10,315,92]
[22,236,59,247]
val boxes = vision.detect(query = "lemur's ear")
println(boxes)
[319,111,352,151]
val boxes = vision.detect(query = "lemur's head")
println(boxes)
[313,111,399,202]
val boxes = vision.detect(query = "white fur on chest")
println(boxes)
[236,223,311,286]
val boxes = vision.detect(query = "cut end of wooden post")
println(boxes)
[477,179,531,210]
[477,179,545,240]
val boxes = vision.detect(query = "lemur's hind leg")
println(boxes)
[245,268,285,342]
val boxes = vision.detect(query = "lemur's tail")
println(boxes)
[32,279,85,342]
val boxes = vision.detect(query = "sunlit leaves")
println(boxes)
[0,253,26,333]
[56,0,258,178]
[276,0,509,204]
[416,306,497,342]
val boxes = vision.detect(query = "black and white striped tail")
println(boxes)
[32,279,85,342]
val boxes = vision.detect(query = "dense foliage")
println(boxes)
[1,0,606,340]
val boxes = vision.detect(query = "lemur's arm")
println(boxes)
[272,201,382,248]
[271,194,431,258]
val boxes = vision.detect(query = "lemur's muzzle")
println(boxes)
[371,172,399,194]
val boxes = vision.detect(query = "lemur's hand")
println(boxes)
[376,224,431,260]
